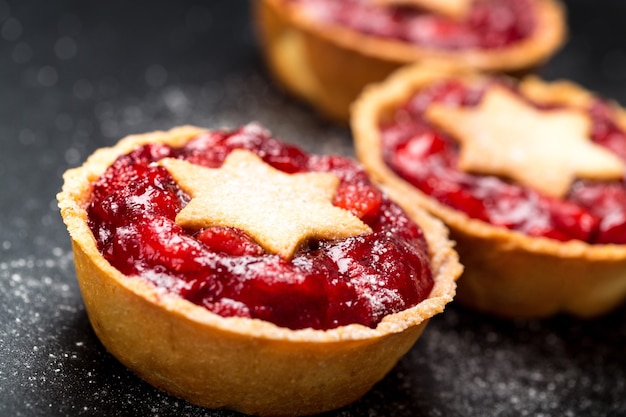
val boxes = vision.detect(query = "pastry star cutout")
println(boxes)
[373,0,471,19]
[159,150,372,259]
[424,85,625,198]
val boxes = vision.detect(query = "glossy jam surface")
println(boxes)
[381,80,626,244]
[87,124,434,330]
[291,0,535,50]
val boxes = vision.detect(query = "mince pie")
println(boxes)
[57,123,461,416]
[255,0,566,121]
[352,64,626,318]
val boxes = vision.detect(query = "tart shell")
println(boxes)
[58,126,461,416]
[254,0,567,122]
[351,64,626,318]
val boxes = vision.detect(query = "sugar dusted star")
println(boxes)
[159,150,372,259]
[424,85,625,198]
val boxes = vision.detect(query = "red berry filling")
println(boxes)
[381,80,626,244]
[87,124,434,330]
[291,0,535,50]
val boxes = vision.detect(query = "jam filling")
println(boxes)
[87,124,434,330]
[381,79,626,244]
[291,0,535,50]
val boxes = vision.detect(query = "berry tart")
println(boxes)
[254,0,566,121]
[352,64,626,318]
[57,123,461,416]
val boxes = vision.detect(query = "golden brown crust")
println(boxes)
[57,125,461,416]
[351,63,626,318]
[254,0,567,122]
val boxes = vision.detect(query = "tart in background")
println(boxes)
[352,63,626,318]
[254,0,566,122]
[57,124,461,416]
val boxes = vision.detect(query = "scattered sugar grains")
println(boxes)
[393,306,622,417]
[0,246,85,408]
[92,71,353,157]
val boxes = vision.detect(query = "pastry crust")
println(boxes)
[57,125,461,416]
[254,0,567,122]
[351,64,626,318]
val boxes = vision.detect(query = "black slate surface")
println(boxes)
[1,1,625,416]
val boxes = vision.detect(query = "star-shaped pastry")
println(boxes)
[159,149,372,259]
[424,85,625,198]
[373,0,471,20]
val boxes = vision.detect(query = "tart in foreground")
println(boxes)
[352,64,626,318]
[254,0,566,122]
[57,123,461,416]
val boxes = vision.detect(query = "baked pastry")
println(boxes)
[57,123,461,415]
[255,0,566,122]
[352,63,626,318]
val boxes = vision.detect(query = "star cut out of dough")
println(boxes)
[159,149,372,259]
[424,85,625,198]
[373,0,471,19]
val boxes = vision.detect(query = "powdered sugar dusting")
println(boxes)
[91,71,354,159]
[0,247,88,414]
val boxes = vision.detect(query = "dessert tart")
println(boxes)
[255,0,566,122]
[352,63,626,318]
[57,123,461,416]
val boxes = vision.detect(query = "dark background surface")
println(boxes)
[1,1,625,416]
